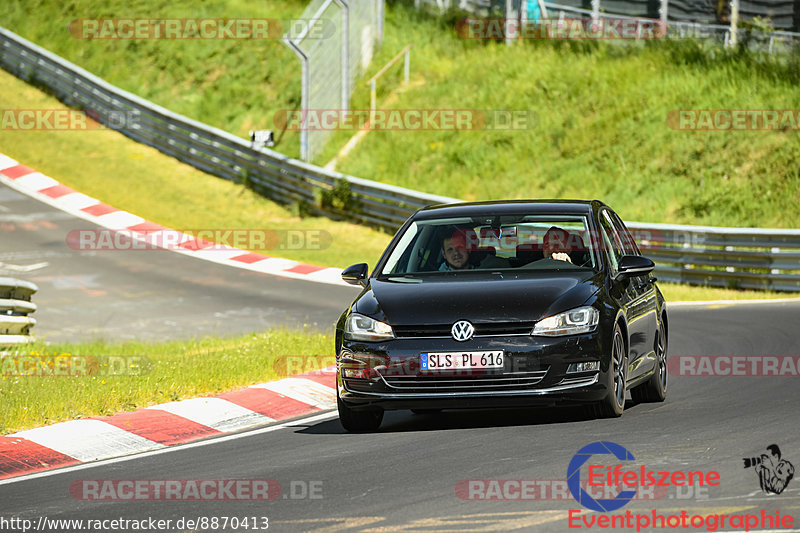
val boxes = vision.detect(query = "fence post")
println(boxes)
[404,49,410,85]
[285,40,309,162]
[377,0,385,44]
[729,0,739,47]
[506,0,516,46]
[336,0,350,110]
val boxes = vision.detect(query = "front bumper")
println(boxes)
[337,330,611,411]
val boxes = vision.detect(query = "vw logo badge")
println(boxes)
[451,320,474,342]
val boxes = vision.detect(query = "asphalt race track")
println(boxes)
[2,182,800,532]
[0,183,358,342]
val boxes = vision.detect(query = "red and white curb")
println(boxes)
[0,367,337,480]
[0,154,348,286]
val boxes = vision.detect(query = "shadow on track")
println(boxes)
[296,402,643,435]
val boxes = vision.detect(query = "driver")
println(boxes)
[439,229,511,271]
[439,229,473,270]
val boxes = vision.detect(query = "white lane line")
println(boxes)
[11,419,164,462]
[147,398,274,432]
[253,378,337,409]
[669,297,800,307]
[0,411,339,486]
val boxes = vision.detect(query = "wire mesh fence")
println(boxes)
[283,0,383,162]
[413,0,800,50]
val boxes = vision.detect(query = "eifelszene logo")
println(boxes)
[568,441,637,512]
[743,444,795,494]
[567,441,721,512]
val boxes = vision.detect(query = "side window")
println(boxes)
[609,212,640,256]
[600,211,624,273]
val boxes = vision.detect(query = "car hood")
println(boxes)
[354,271,603,325]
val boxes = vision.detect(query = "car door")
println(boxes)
[599,210,650,381]
[610,210,659,376]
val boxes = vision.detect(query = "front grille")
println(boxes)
[380,369,548,393]
[393,322,535,338]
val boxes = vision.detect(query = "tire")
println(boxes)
[591,324,627,418]
[631,319,668,403]
[337,393,383,432]
[411,409,442,415]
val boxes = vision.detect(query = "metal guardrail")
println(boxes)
[1,26,799,291]
[626,223,800,292]
[0,278,38,346]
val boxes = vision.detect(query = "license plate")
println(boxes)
[421,351,504,370]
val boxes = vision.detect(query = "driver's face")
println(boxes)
[443,238,470,269]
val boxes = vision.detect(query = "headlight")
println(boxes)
[533,306,599,336]
[344,313,394,342]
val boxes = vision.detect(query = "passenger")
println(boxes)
[542,226,573,263]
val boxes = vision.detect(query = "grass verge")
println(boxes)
[657,283,796,302]
[0,329,334,434]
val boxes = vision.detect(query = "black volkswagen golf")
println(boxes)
[336,200,667,431]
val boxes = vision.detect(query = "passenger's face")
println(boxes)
[543,234,566,258]
[443,238,470,269]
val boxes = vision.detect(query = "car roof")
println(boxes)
[413,199,607,220]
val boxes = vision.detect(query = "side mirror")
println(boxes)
[616,255,655,280]
[342,263,369,287]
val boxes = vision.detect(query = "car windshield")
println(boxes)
[379,214,597,276]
